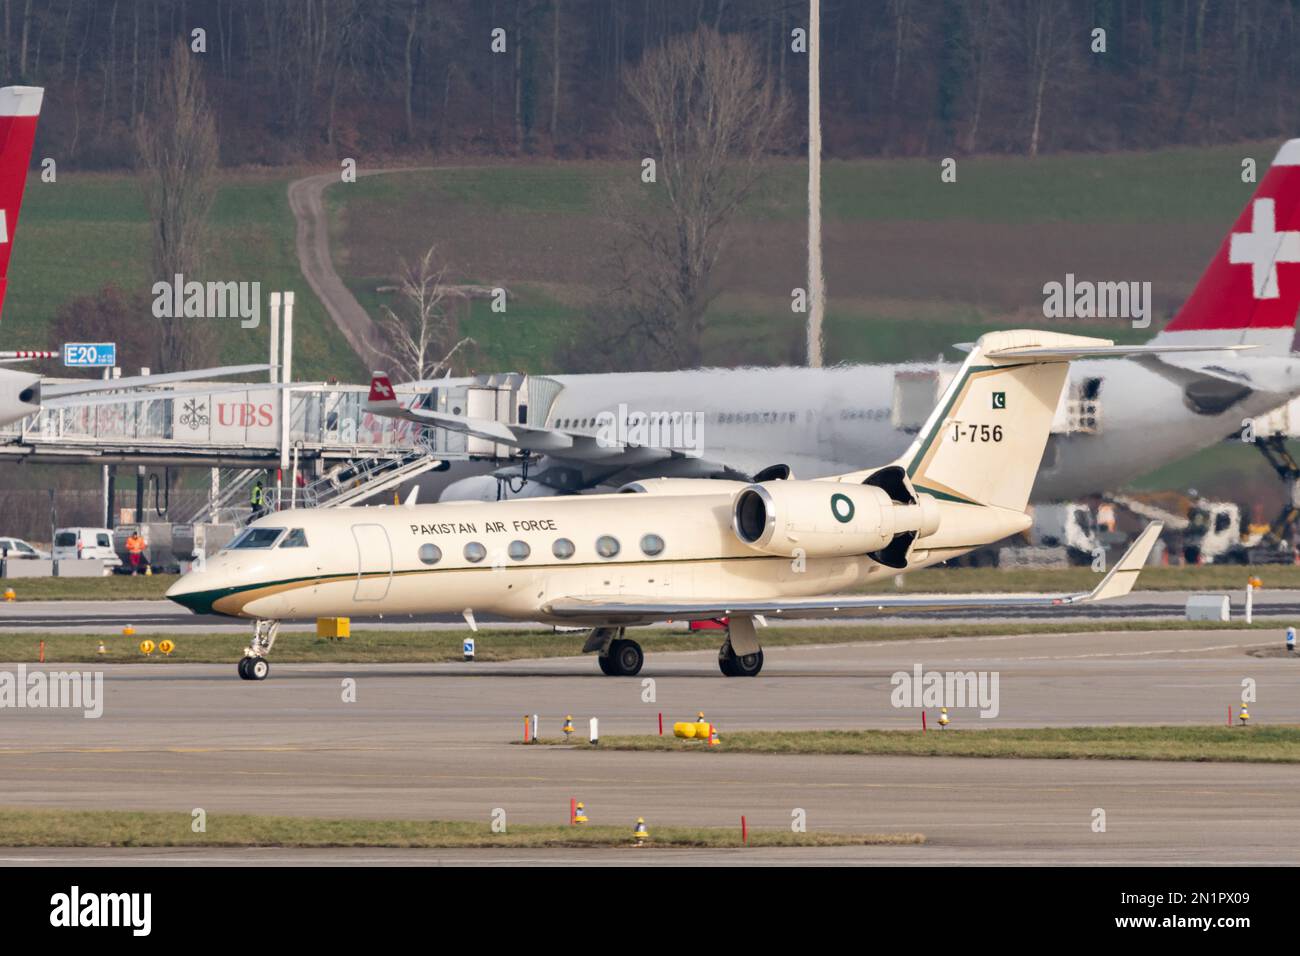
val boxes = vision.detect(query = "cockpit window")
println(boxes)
[279,529,309,548]
[227,528,285,550]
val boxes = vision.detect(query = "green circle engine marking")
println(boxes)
[830,493,855,523]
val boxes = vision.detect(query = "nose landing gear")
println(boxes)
[237,619,279,680]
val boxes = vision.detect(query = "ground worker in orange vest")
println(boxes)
[125,530,147,575]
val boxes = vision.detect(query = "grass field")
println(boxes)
[539,726,1300,764]
[328,156,1209,370]
[3,562,1299,602]
[0,807,921,849]
[327,145,1260,225]
[7,169,365,382]
[0,619,1276,666]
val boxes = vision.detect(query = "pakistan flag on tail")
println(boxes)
[901,331,1120,513]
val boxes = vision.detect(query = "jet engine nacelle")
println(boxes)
[731,474,940,567]
[0,369,41,426]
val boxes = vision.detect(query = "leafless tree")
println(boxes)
[134,37,218,371]
[377,245,474,381]
[960,0,1004,153]
[1022,0,1073,158]
[597,27,790,368]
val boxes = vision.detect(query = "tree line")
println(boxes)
[8,0,1300,169]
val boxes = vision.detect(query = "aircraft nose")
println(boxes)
[165,574,216,615]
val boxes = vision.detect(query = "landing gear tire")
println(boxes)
[238,656,269,681]
[599,638,644,676]
[236,620,279,681]
[718,640,763,677]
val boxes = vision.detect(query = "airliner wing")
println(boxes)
[368,397,574,449]
[957,342,1255,359]
[40,364,272,399]
[542,522,1162,625]
[43,380,289,410]
[364,370,586,452]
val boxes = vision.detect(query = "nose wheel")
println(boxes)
[237,619,278,680]
[238,656,270,680]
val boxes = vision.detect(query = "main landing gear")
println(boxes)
[237,619,279,681]
[582,619,766,677]
[585,626,644,676]
[718,640,764,677]
[717,617,764,677]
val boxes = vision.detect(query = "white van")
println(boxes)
[53,528,122,567]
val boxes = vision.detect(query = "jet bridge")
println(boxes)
[0,370,565,528]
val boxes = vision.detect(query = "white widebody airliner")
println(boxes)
[168,329,1165,681]
[378,138,1300,505]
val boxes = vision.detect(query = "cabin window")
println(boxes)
[508,540,531,561]
[640,533,665,557]
[279,529,309,548]
[552,538,575,559]
[595,535,620,558]
[463,542,487,563]
[418,543,442,565]
[228,528,284,550]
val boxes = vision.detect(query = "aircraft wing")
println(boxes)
[959,341,1255,359]
[42,380,288,410]
[40,364,272,399]
[367,397,574,450]
[541,522,1162,625]
[365,370,594,452]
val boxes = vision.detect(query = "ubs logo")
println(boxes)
[217,402,274,427]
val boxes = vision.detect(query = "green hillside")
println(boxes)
[4,169,365,382]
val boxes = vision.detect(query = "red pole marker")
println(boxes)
[922,710,927,732]
[658,712,663,736]
[570,798,576,825]
[1227,705,1232,727]
[741,815,748,844]
[38,640,44,664]
[523,715,530,743]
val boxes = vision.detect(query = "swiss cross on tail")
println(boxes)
[367,372,397,406]
[1163,139,1300,348]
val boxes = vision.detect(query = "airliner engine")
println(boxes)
[731,466,939,568]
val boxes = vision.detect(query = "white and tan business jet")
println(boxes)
[167,330,1170,681]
